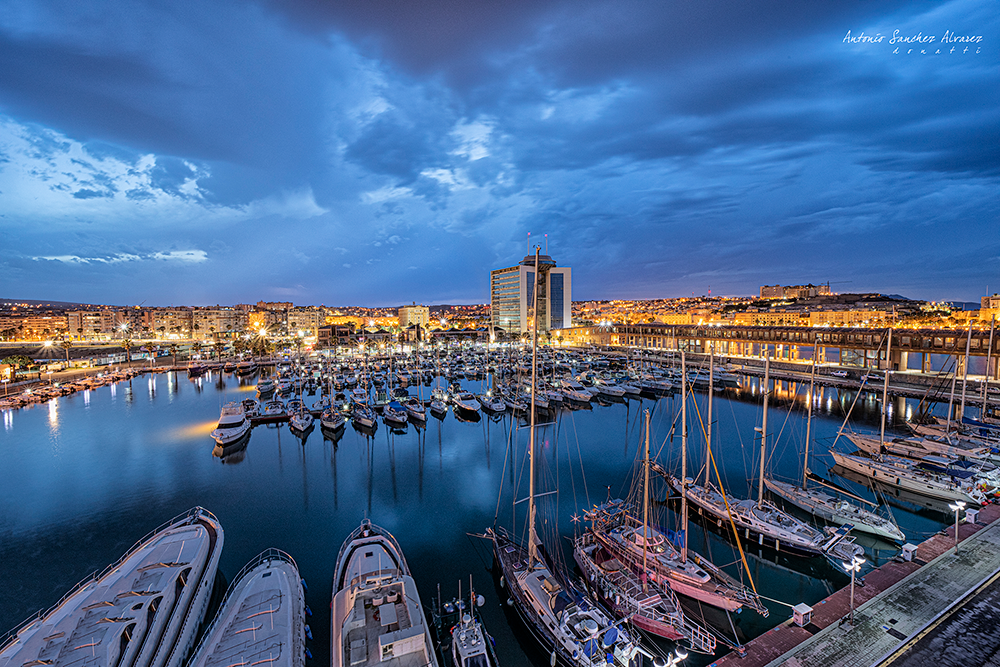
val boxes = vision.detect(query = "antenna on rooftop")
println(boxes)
[545,234,548,255]
[527,232,531,255]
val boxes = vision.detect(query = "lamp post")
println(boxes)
[949,500,967,554]
[842,555,866,626]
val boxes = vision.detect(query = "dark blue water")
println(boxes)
[0,365,953,667]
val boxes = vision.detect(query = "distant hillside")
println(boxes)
[1,298,106,308]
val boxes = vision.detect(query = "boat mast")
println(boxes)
[803,354,817,490]
[527,247,541,571]
[642,408,650,593]
[880,329,892,450]
[704,344,713,487]
[982,316,996,420]
[757,356,770,508]
[680,349,689,562]
[959,320,973,421]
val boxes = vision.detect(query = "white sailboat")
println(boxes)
[764,354,906,543]
[671,356,862,560]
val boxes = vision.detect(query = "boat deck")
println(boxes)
[189,555,304,667]
[707,503,1000,667]
[0,509,220,667]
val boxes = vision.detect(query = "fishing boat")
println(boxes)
[211,401,251,446]
[187,549,306,667]
[484,249,642,667]
[0,507,223,667]
[330,519,438,667]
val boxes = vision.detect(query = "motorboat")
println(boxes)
[0,507,223,667]
[352,402,378,430]
[187,549,305,667]
[211,402,251,446]
[330,520,439,667]
[475,393,506,414]
[257,378,276,395]
[451,392,480,416]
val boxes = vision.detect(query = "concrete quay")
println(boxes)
[707,503,1000,667]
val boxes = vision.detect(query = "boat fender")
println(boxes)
[306,605,313,616]
[306,625,313,640]
[507,598,514,607]
[499,576,505,588]
[302,578,308,591]
[305,648,313,660]
[551,651,557,667]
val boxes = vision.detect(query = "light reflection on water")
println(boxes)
[0,369,956,667]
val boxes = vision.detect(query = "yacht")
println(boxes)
[257,378,276,395]
[187,549,305,667]
[383,401,409,427]
[0,508,223,667]
[830,450,988,505]
[211,402,251,446]
[330,520,438,667]
[475,392,506,414]
[352,402,378,430]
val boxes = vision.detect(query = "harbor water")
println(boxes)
[0,363,958,667]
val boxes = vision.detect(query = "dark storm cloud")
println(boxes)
[0,0,997,304]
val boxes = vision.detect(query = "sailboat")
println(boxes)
[584,388,766,616]
[483,248,642,667]
[764,354,906,543]
[574,411,718,653]
[668,356,862,560]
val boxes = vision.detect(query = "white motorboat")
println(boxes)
[187,549,305,667]
[330,520,438,667]
[211,401,251,446]
[0,508,223,667]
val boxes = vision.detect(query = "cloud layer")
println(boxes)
[1,0,997,305]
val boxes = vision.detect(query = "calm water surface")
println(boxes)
[0,367,953,667]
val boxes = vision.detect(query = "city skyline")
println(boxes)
[1,0,998,306]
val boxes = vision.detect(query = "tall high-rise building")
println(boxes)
[490,252,571,336]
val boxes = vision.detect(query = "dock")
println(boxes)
[708,503,1000,667]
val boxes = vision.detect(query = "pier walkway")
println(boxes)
[708,504,1000,667]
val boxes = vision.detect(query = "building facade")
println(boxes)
[398,303,430,328]
[490,253,572,336]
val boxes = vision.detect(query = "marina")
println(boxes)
[0,349,997,667]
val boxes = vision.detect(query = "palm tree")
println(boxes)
[169,343,179,366]
[122,336,133,365]
[62,336,73,364]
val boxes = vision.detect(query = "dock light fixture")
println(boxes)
[842,555,866,626]
[949,500,966,554]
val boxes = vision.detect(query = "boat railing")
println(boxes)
[0,506,216,652]
[188,548,301,665]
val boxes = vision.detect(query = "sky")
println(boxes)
[0,0,997,307]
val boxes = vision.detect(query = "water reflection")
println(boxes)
[0,366,963,667]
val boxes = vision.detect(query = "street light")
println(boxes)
[949,500,967,554]
[842,555,866,626]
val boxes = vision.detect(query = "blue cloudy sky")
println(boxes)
[1,0,997,306]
